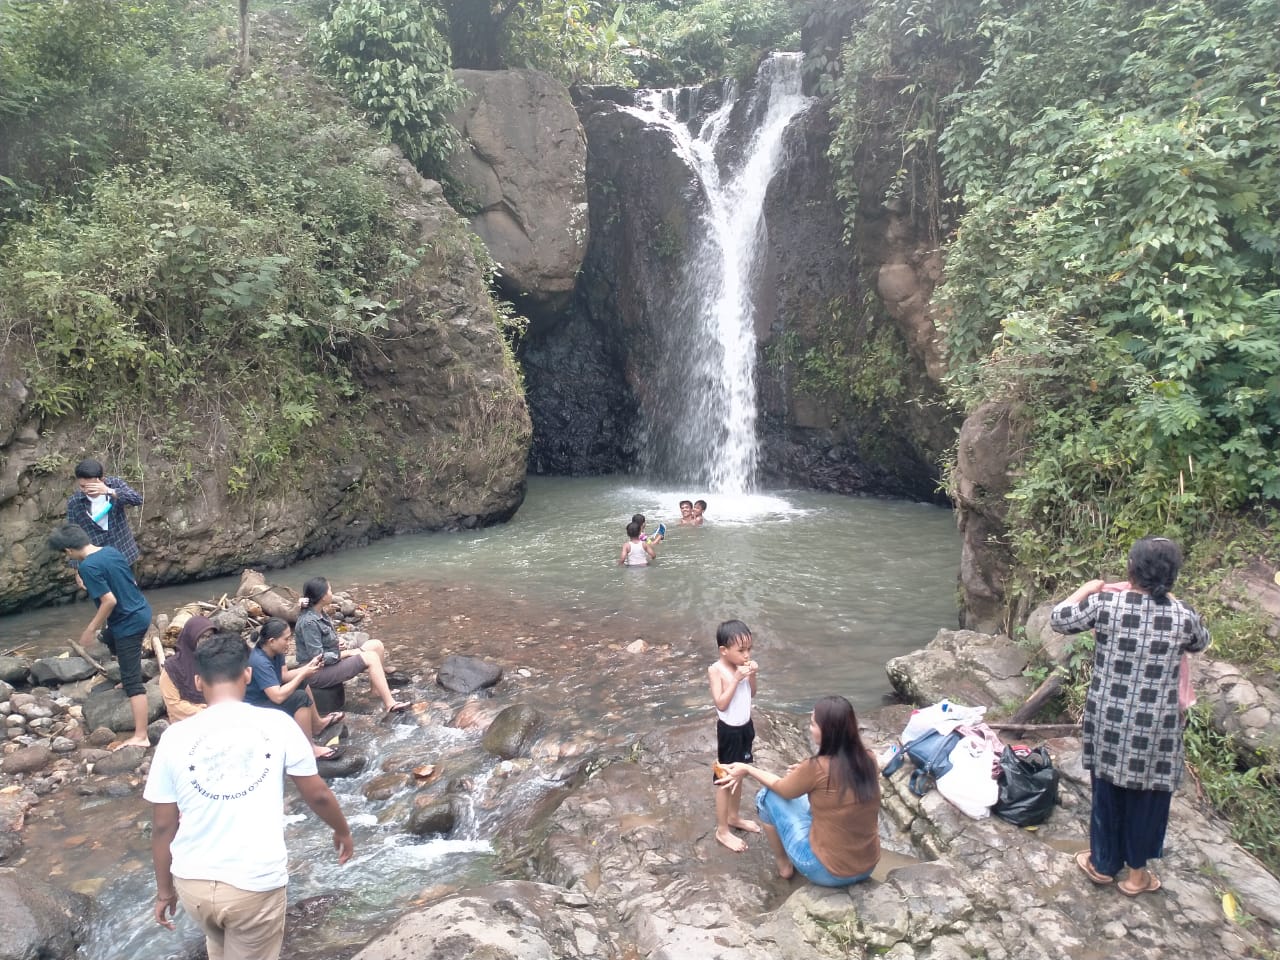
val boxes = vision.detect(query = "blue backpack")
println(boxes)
[882,729,964,797]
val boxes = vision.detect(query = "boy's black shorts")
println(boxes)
[715,718,755,780]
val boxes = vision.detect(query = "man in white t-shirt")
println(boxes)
[144,631,353,960]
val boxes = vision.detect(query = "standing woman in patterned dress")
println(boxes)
[1051,536,1210,896]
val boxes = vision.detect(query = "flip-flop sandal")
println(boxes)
[1118,872,1162,896]
[1075,850,1114,885]
[385,701,412,714]
[315,713,345,737]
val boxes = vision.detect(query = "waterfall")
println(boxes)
[626,54,812,493]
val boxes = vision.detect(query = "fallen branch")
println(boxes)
[1008,672,1065,724]
[67,640,107,676]
[989,722,1081,734]
[151,634,167,666]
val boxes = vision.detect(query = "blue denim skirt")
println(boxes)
[756,788,873,887]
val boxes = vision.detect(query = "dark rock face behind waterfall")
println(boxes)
[521,69,954,496]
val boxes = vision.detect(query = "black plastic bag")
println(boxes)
[993,746,1059,826]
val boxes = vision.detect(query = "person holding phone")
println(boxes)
[66,458,144,567]
[246,618,344,760]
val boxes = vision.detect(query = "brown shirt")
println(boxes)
[772,755,880,877]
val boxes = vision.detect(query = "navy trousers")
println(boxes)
[1089,774,1172,875]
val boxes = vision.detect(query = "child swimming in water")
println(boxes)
[619,520,656,566]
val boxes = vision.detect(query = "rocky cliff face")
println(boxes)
[0,150,530,614]
[446,69,589,314]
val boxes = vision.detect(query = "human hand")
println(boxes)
[303,656,323,676]
[154,891,178,929]
[80,627,97,647]
[715,762,745,793]
[83,479,111,497]
[333,829,354,864]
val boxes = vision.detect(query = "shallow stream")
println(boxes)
[0,476,958,958]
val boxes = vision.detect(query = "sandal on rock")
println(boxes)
[315,712,345,737]
[1118,870,1162,896]
[1075,850,1114,886]
[385,701,412,714]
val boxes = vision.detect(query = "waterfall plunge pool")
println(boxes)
[3,475,959,959]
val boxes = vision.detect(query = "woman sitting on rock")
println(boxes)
[246,618,344,761]
[159,616,215,722]
[294,576,409,714]
[717,695,880,886]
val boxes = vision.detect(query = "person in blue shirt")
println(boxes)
[246,619,344,760]
[49,522,153,749]
[66,458,144,566]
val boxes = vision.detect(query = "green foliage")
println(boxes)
[316,0,463,175]
[626,0,801,85]
[503,0,633,86]
[937,0,1280,591]
[0,0,412,493]
[1185,706,1280,876]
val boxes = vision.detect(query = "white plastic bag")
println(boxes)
[900,700,987,744]
[935,736,998,819]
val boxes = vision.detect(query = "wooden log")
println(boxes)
[67,639,107,676]
[1008,672,1065,724]
[151,634,167,665]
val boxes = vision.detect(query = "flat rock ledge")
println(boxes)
[355,706,1279,959]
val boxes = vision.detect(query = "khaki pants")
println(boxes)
[174,878,287,960]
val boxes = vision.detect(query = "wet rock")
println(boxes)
[0,659,30,685]
[886,628,1033,712]
[317,748,367,780]
[407,793,455,836]
[0,869,91,960]
[29,657,96,685]
[482,705,543,760]
[437,655,503,694]
[86,727,116,747]
[626,638,649,654]
[0,744,51,775]
[451,699,504,732]
[446,70,588,312]
[90,745,146,776]
[82,683,164,733]
[351,880,611,960]
[363,773,408,802]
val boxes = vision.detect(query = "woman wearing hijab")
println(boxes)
[159,616,216,722]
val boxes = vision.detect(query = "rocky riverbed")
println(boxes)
[0,578,1277,960]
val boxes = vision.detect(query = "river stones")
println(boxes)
[0,868,91,960]
[29,657,96,686]
[363,773,409,802]
[0,744,52,775]
[0,659,30,685]
[482,705,543,760]
[451,699,505,732]
[437,655,503,694]
[81,683,165,733]
[350,880,611,960]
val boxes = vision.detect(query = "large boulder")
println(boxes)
[886,628,1032,711]
[437,655,502,694]
[447,69,588,313]
[29,656,96,685]
[482,704,543,759]
[82,682,165,733]
[0,659,31,685]
[351,881,614,960]
[0,869,91,960]
[1197,659,1280,765]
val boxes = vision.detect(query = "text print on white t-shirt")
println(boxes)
[186,727,274,801]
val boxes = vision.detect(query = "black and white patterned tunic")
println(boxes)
[1051,589,1210,791]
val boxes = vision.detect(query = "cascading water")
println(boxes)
[627,54,812,493]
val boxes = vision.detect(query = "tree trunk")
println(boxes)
[238,0,250,74]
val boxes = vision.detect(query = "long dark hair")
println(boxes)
[301,577,330,612]
[1127,536,1183,602]
[813,695,878,804]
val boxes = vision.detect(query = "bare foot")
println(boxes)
[384,701,411,714]
[715,829,747,852]
[728,816,763,834]
[775,858,796,880]
[111,736,150,751]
